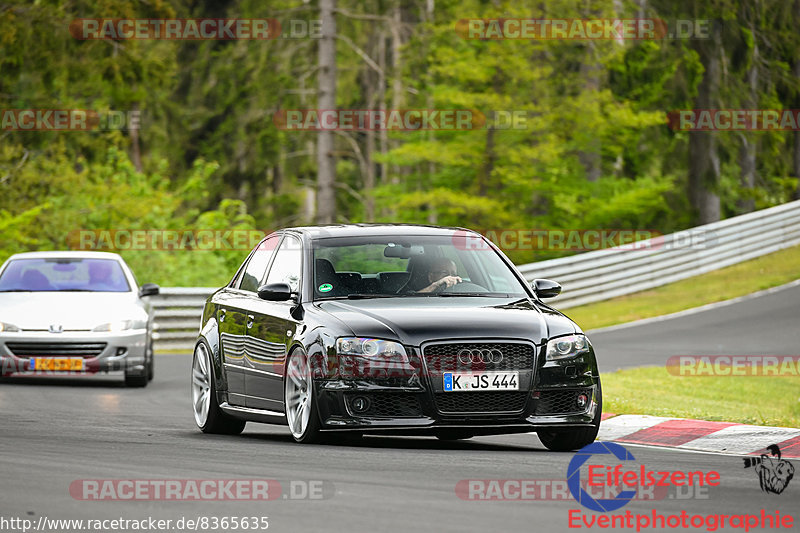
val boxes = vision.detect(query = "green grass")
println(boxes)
[561,244,800,428]
[564,244,800,331]
[601,366,800,428]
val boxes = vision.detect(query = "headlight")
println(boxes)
[336,337,408,360]
[546,334,590,361]
[92,320,147,332]
[0,321,20,332]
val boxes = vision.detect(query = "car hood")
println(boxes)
[316,296,577,346]
[0,292,146,330]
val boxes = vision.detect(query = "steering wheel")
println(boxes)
[437,281,488,294]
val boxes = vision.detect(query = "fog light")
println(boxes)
[116,347,127,356]
[351,396,370,413]
[576,393,589,409]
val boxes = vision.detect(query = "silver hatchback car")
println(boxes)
[0,251,159,386]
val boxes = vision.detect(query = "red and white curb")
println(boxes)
[598,414,800,458]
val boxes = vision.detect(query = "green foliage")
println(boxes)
[1,0,798,286]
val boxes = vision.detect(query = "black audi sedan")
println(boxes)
[191,225,601,451]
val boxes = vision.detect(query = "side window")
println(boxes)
[237,235,279,292]
[265,235,302,292]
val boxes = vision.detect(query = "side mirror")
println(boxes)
[532,278,561,299]
[138,283,160,297]
[258,282,293,301]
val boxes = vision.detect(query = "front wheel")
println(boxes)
[125,369,148,388]
[285,348,322,444]
[147,339,154,381]
[537,381,602,452]
[192,341,245,435]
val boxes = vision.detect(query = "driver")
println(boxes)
[88,261,115,290]
[417,257,462,293]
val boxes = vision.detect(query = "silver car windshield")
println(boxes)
[311,235,528,299]
[0,258,131,292]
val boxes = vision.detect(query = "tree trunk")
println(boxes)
[316,0,337,224]
[129,103,142,172]
[794,55,800,201]
[737,135,756,212]
[389,0,403,185]
[689,21,721,224]
[737,16,758,213]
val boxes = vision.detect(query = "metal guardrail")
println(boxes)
[151,287,214,352]
[152,199,800,352]
[516,198,800,308]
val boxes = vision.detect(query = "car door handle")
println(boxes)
[219,309,226,322]
[247,314,254,328]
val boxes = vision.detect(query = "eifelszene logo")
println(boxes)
[743,445,795,495]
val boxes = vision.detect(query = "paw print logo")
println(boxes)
[743,444,795,495]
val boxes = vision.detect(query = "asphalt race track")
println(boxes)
[587,283,800,372]
[2,286,799,533]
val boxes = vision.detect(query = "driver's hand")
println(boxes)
[437,275,462,289]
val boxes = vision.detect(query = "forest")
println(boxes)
[1,0,798,285]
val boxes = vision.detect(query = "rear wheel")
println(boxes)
[285,348,322,444]
[537,381,602,452]
[192,341,245,435]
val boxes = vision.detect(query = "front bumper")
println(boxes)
[0,330,148,377]
[312,341,600,435]
[317,384,600,435]
[314,380,600,435]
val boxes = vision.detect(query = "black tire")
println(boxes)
[537,380,602,452]
[147,340,154,381]
[193,341,246,435]
[284,348,323,444]
[435,429,474,441]
[124,371,148,388]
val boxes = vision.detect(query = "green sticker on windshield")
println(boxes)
[318,283,333,293]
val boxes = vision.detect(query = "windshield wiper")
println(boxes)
[436,292,501,297]
[315,293,396,301]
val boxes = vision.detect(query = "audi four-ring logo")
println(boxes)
[457,348,503,364]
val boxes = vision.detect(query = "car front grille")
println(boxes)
[534,388,592,415]
[5,342,107,358]
[345,393,423,418]
[422,342,536,373]
[434,391,529,414]
[422,341,535,415]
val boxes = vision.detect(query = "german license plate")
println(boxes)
[29,358,84,371]
[443,372,519,392]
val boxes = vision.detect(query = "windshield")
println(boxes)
[0,258,131,292]
[311,235,529,300]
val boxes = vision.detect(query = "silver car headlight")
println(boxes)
[92,320,147,332]
[546,334,590,361]
[0,321,21,332]
[336,337,408,361]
